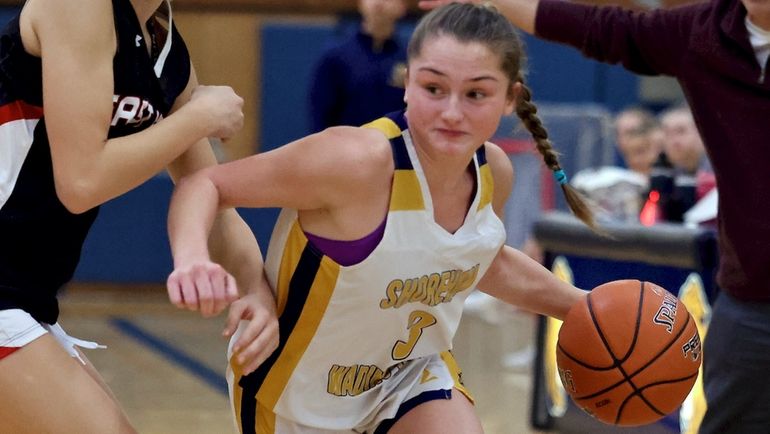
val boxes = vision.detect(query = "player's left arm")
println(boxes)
[476,142,585,320]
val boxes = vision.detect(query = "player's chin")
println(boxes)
[430,133,476,154]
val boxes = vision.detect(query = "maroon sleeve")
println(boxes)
[534,0,704,76]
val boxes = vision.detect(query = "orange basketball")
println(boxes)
[556,280,702,426]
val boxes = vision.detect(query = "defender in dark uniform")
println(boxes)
[0,0,278,432]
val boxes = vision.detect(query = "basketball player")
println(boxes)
[167,4,589,433]
[0,0,277,432]
[421,0,770,432]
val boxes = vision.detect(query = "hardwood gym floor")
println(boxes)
[59,284,542,434]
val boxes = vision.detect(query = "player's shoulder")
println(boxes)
[318,125,393,172]
[26,0,113,27]
[314,126,392,178]
[24,0,115,50]
[301,126,394,203]
[482,141,513,177]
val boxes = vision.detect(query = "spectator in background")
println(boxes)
[614,107,662,176]
[570,109,661,223]
[660,104,711,177]
[655,104,716,222]
[308,0,408,132]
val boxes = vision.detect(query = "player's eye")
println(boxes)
[467,90,486,100]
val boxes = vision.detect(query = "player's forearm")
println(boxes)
[168,172,221,267]
[209,209,270,298]
[478,245,585,320]
[210,212,277,323]
[55,85,231,214]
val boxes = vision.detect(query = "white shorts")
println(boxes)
[0,309,104,363]
[228,349,472,434]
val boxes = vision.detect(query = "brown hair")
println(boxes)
[407,3,595,228]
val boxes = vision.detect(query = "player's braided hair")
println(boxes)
[408,2,595,228]
[514,75,595,227]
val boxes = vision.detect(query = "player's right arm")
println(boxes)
[167,127,390,373]
[23,0,243,214]
[167,125,391,266]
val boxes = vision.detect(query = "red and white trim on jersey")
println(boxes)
[0,308,47,360]
[0,100,43,210]
[0,308,105,363]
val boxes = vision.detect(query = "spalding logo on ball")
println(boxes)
[556,279,701,426]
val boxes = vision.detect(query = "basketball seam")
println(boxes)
[556,282,644,371]
[577,287,643,425]
[556,343,617,370]
[624,280,645,362]
[572,311,694,401]
[614,371,700,422]
[613,281,653,423]
[617,308,695,423]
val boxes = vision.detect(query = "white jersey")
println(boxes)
[230,112,506,431]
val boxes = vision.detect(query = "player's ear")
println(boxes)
[505,82,521,115]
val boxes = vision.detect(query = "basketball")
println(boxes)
[555,280,702,426]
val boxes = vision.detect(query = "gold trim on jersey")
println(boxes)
[364,116,426,211]
[440,350,474,404]
[275,221,307,315]
[233,219,341,433]
[256,402,276,434]
[257,250,341,410]
[362,117,402,139]
[231,357,246,433]
[390,170,425,211]
[477,162,494,211]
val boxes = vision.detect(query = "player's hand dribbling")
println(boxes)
[166,260,240,317]
[189,85,244,140]
[223,290,280,375]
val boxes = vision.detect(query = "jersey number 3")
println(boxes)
[392,310,437,360]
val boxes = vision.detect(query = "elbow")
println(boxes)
[174,169,223,207]
[175,169,214,194]
[175,170,204,189]
[54,177,100,215]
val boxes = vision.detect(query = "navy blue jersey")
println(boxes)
[0,0,190,323]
